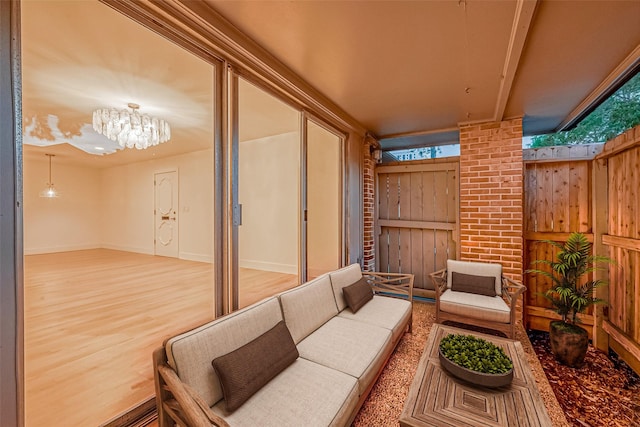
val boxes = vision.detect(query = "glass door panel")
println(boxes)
[306,120,342,279]
[236,77,301,308]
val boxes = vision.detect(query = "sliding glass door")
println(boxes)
[235,77,301,308]
[305,119,343,279]
[229,77,345,310]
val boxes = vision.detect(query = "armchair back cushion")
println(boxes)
[446,260,502,296]
[451,271,497,297]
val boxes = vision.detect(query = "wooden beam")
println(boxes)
[592,159,609,351]
[494,0,538,121]
[525,232,594,243]
[602,234,640,252]
[603,321,640,363]
[376,162,458,174]
[378,219,456,231]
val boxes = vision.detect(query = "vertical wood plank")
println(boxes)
[387,227,400,273]
[553,164,570,232]
[423,230,436,284]
[433,171,448,223]
[422,171,435,222]
[410,172,425,287]
[525,164,537,232]
[541,165,554,232]
[379,174,390,221]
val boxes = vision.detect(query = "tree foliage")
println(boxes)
[531,72,640,147]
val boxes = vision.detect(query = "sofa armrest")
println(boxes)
[501,276,526,313]
[155,357,230,427]
[364,271,414,302]
[429,268,447,298]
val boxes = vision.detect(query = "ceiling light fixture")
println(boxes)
[40,153,60,198]
[92,102,171,150]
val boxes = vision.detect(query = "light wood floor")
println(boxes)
[24,249,297,426]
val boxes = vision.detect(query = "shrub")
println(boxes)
[439,334,513,374]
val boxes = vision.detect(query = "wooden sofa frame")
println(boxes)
[429,266,525,339]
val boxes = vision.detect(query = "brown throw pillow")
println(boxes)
[343,276,373,313]
[212,320,298,412]
[451,271,497,297]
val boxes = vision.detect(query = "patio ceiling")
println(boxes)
[206,0,640,150]
[21,0,640,166]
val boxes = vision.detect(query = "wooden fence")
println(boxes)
[523,145,602,337]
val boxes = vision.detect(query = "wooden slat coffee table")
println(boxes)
[400,323,553,427]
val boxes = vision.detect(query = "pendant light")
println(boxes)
[40,154,60,198]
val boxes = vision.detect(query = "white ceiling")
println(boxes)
[21,0,640,162]
[207,0,640,149]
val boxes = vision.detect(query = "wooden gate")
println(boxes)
[376,159,459,298]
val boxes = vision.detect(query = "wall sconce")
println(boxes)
[372,148,383,164]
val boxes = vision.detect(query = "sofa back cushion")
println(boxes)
[329,263,363,311]
[279,274,338,344]
[447,259,502,296]
[165,297,283,408]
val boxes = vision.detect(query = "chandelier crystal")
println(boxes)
[92,103,171,150]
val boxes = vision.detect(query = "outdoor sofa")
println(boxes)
[153,263,414,426]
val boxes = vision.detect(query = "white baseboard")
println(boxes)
[239,259,298,275]
[24,244,99,255]
[101,243,154,255]
[179,252,213,263]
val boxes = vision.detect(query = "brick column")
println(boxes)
[362,135,378,272]
[458,118,523,282]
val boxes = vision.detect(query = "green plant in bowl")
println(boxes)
[438,333,514,387]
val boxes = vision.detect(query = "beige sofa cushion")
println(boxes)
[329,263,363,311]
[439,290,511,323]
[213,358,359,427]
[296,316,392,395]
[165,297,283,408]
[338,295,412,342]
[447,259,502,296]
[279,274,338,344]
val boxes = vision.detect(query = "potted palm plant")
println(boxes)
[527,232,612,367]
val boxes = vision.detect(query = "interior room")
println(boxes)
[2,0,639,426]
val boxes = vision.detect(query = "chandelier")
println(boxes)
[92,103,171,150]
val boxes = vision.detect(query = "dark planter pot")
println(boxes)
[438,348,513,388]
[549,320,589,367]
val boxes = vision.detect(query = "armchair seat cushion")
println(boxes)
[439,290,511,324]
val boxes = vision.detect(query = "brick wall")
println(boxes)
[458,118,524,281]
[362,135,377,272]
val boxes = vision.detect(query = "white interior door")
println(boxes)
[155,170,179,258]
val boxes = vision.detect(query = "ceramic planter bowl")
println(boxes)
[438,348,514,388]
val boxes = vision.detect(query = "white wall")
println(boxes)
[100,149,214,261]
[24,149,214,262]
[239,131,299,274]
[24,156,102,254]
